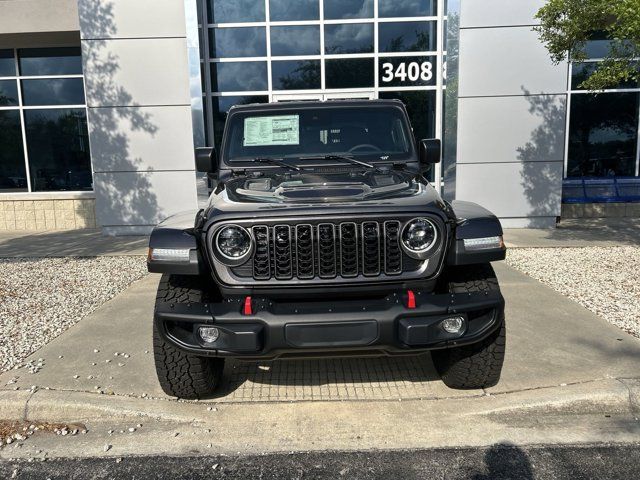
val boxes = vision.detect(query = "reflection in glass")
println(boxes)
[0,111,27,192]
[270,26,320,56]
[24,109,92,191]
[18,48,82,76]
[0,80,19,106]
[272,60,321,90]
[567,93,639,177]
[270,0,319,21]
[379,21,436,52]
[380,90,436,180]
[207,0,265,23]
[571,62,639,90]
[324,24,374,54]
[0,49,15,77]
[325,58,374,88]
[379,0,435,18]
[324,0,373,19]
[379,56,437,87]
[210,62,268,91]
[209,27,266,57]
[21,78,86,106]
[211,95,268,151]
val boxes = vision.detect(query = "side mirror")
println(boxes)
[419,139,441,165]
[195,147,217,173]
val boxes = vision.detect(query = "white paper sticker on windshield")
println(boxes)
[243,115,299,146]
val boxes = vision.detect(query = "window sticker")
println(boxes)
[243,114,300,146]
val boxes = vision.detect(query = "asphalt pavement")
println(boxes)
[2,444,640,479]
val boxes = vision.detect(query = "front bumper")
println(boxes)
[155,287,504,359]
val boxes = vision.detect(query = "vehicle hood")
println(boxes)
[205,169,448,219]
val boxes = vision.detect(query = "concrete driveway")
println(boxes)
[1,261,639,457]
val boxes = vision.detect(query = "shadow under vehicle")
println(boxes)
[147,100,506,398]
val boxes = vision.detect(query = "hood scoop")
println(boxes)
[279,184,367,201]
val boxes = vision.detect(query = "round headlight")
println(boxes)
[401,218,437,255]
[216,225,252,260]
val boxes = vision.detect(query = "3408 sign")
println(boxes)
[378,57,438,87]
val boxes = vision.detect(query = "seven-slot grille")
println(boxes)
[250,221,404,281]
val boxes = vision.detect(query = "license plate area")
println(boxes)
[284,321,378,348]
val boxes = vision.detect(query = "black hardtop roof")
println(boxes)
[228,98,406,113]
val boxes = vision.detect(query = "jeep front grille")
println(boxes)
[249,220,405,281]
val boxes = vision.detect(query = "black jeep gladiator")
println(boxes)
[147,99,506,399]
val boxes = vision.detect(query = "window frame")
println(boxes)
[0,47,92,194]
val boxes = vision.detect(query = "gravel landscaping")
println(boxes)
[506,247,640,338]
[0,257,148,373]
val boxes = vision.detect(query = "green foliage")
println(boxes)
[535,0,640,90]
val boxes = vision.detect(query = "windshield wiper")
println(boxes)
[253,157,301,171]
[300,154,378,170]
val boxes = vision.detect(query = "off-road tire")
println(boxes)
[432,264,505,389]
[153,274,224,399]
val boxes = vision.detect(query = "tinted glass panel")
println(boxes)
[325,58,374,88]
[209,27,266,57]
[21,78,86,106]
[24,109,92,191]
[324,0,373,19]
[210,62,268,91]
[18,48,82,76]
[571,62,639,90]
[272,60,321,90]
[325,24,374,54]
[271,26,320,56]
[379,0,435,17]
[379,21,436,52]
[379,56,437,87]
[211,95,268,151]
[0,110,27,192]
[270,0,319,21]
[0,80,19,106]
[567,93,639,178]
[0,49,15,77]
[208,0,265,23]
[380,90,436,180]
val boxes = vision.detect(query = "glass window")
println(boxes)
[567,93,639,178]
[18,48,82,76]
[325,58,374,88]
[207,0,265,23]
[379,56,437,87]
[324,24,374,54]
[270,26,320,56]
[324,0,373,19]
[0,80,19,106]
[269,0,319,21]
[210,62,268,91]
[0,49,15,77]
[24,109,92,192]
[209,27,266,58]
[21,78,86,106]
[379,21,436,52]
[0,110,27,192]
[571,62,639,90]
[379,0,435,18]
[211,95,268,151]
[272,60,321,90]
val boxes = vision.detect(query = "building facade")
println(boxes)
[0,0,638,233]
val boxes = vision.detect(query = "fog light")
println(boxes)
[441,316,465,334]
[198,326,220,343]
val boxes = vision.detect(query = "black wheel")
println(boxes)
[432,264,506,389]
[153,274,224,399]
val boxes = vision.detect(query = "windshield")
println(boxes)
[224,106,414,162]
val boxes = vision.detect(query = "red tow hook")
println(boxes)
[243,296,253,315]
[406,290,416,309]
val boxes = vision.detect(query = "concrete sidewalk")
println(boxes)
[1,262,639,457]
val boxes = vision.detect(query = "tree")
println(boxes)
[535,0,640,90]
